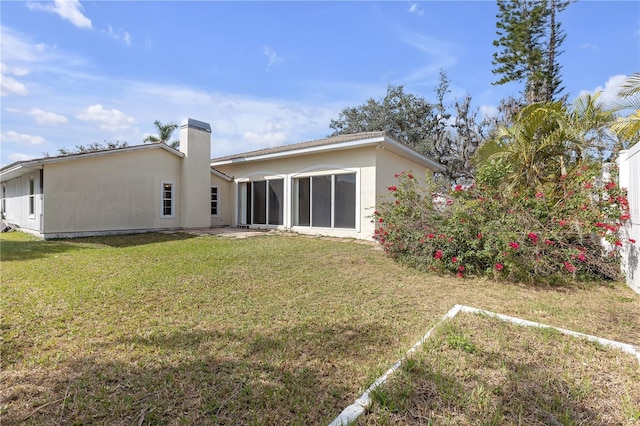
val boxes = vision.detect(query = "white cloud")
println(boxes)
[0,75,29,96]
[1,63,30,76]
[27,0,92,29]
[264,46,284,69]
[77,104,135,131]
[579,74,627,108]
[4,107,68,125]
[398,33,457,84]
[104,25,132,46]
[408,3,425,16]
[9,152,37,163]
[479,105,499,119]
[579,42,598,50]
[0,130,46,145]
[29,108,69,125]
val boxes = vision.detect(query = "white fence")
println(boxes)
[618,143,640,294]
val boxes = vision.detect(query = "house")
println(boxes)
[0,118,444,240]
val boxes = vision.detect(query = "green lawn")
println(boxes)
[1,231,639,425]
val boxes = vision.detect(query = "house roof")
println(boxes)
[0,143,184,182]
[210,131,445,172]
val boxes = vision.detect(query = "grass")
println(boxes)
[1,231,639,425]
[361,314,640,425]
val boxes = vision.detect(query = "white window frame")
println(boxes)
[160,181,175,219]
[211,186,219,217]
[1,184,6,215]
[291,169,359,230]
[28,176,35,218]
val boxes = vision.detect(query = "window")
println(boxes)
[211,187,219,216]
[28,176,35,217]
[161,182,174,218]
[238,179,284,226]
[293,173,356,229]
[1,184,6,215]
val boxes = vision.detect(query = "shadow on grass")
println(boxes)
[3,322,395,425]
[0,239,85,261]
[68,232,198,248]
[0,232,199,261]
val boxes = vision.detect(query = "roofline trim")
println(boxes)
[1,143,184,177]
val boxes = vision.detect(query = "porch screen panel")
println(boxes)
[252,181,267,224]
[294,178,310,226]
[334,173,356,228]
[312,176,331,227]
[268,179,284,225]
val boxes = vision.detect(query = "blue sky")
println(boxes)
[1,0,639,166]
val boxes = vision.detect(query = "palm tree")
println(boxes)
[610,72,640,147]
[476,101,570,194]
[566,91,617,161]
[144,120,179,149]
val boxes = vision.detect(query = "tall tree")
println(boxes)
[492,0,571,104]
[329,75,487,184]
[329,84,439,154]
[144,120,179,148]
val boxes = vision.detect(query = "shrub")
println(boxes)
[373,167,633,285]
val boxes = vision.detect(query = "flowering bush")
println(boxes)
[373,166,633,284]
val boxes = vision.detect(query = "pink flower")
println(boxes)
[388,185,397,191]
[595,222,605,227]
[584,182,593,189]
[615,240,623,247]
[509,242,520,250]
[621,213,631,221]
[558,220,567,226]
[427,233,435,239]
[605,182,616,190]
[454,185,463,191]
[434,250,443,260]
[527,232,538,243]
[394,173,400,178]
[578,253,586,262]
[477,233,483,239]
[545,240,555,245]
[456,272,464,278]
[495,263,504,271]
[535,192,544,199]
[564,262,576,273]
[407,173,414,179]
[451,257,458,263]
[378,218,384,223]
[630,239,637,244]
[458,265,465,272]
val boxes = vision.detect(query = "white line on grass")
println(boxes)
[328,304,640,426]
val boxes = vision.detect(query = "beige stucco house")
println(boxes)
[0,118,444,240]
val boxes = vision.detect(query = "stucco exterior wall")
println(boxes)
[214,145,432,240]
[1,171,43,234]
[375,147,433,197]
[42,149,182,237]
[179,124,212,228]
[210,173,232,227]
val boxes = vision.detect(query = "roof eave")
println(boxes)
[210,135,387,166]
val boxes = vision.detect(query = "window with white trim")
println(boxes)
[28,176,35,217]
[237,179,284,226]
[1,184,6,215]
[211,186,219,216]
[293,173,356,229]
[161,182,175,218]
